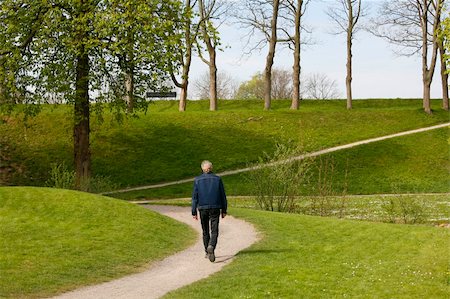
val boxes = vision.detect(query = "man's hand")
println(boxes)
[193,215,198,220]
[221,212,227,219]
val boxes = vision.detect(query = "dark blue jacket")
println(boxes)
[191,172,227,216]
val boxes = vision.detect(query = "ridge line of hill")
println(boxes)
[102,122,450,195]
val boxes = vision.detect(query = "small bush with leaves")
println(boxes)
[47,163,117,193]
[46,162,75,190]
[246,142,313,212]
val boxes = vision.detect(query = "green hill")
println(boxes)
[0,187,195,298]
[1,99,448,195]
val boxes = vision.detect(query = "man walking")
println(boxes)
[192,160,228,263]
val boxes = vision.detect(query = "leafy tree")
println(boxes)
[95,0,184,114]
[235,73,265,100]
[235,68,293,100]
[0,0,185,186]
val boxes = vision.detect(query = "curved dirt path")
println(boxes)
[103,122,450,195]
[53,205,258,299]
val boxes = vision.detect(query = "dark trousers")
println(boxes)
[199,208,220,251]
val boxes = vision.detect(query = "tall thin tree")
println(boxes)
[278,0,311,109]
[327,0,364,110]
[197,0,226,111]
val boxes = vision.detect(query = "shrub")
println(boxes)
[246,142,313,212]
[46,162,75,189]
[47,163,117,193]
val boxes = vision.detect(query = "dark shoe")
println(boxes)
[207,245,215,262]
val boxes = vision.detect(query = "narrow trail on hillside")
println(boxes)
[53,205,258,299]
[103,122,450,195]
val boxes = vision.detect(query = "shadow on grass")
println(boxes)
[237,248,292,255]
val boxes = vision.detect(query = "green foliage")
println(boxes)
[0,187,195,298]
[441,12,450,72]
[235,72,264,99]
[46,162,118,193]
[246,142,313,212]
[0,0,186,117]
[166,208,449,298]
[380,196,427,224]
[46,162,75,190]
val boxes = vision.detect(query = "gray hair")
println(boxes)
[201,160,213,173]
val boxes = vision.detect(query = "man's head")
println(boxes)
[201,160,213,173]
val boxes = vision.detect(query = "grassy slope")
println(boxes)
[165,208,449,299]
[0,187,195,298]
[111,127,450,199]
[0,99,448,189]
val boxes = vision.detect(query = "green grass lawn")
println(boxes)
[0,187,195,298]
[111,126,450,200]
[1,99,448,189]
[1,99,449,298]
[164,208,449,298]
[139,193,450,225]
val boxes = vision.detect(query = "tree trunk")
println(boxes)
[264,0,280,110]
[291,0,302,110]
[179,84,188,111]
[198,0,218,111]
[438,40,449,110]
[124,63,134,113]
[178,54,191,111]
[420,0,441,114]
[176,0,193,112]
[74,51,91,187]
[0,56,6,103]
[423,75,432,114]
[346,2,353,110]
[209,49,217,111]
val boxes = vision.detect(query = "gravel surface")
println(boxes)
[53,205,258,299]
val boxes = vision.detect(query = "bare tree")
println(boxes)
[234,0,281,110]
[272,68,293,99]
[193,70,239,99]
[305,73,341,100]
[197,0,229,110]
[370,0,445,114]
[327,0,365,110]
[278,0,311,109]
[265,0,281,109]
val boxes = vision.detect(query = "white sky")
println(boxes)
[188,0,444,99]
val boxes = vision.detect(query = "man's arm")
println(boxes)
[219,178,227,218]
[191,180,199,219]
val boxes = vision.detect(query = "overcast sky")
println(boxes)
[188,0,444,99]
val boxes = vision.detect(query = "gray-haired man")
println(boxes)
[191,160,228,262]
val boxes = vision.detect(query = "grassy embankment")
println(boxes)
[112,126,450,200]
[0,187,195,298]
[1,99,448,193]
[0,99,448,298]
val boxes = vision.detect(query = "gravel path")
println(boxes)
[53,205,258,299]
